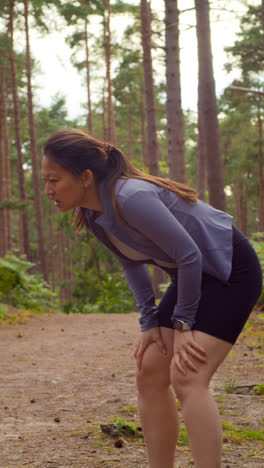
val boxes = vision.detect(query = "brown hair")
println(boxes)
[42,128,198,231]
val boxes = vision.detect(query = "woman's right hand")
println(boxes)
[134,327,168,371]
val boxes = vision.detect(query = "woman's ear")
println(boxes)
[81,169,94,188]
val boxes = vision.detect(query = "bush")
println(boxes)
[0,253,55,312]
[64,270,135,314]
[250,233,264,306]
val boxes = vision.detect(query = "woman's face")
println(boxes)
[42,156,102,213]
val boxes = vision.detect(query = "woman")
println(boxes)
[42,128,262,468]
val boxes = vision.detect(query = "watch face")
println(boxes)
[173,320,183,331]
[173,320,191,331]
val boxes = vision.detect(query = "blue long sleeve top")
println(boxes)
[84,178,233,331]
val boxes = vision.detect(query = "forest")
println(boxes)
[0,0,264,316]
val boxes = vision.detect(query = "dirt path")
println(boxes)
[0,311,263,468]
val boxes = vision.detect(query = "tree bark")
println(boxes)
[262,0,264,38]
[0,66,10,256]
[140,0,166,295]
[140,83,148,167]
[2,69,12,252]
[102,81,107,140]
[164,0,186,182]
[48,205,55,293]
[197,107,207,200]
[235,180,247,235]
[140,0,159,176]
[84,17,93,135]
[9,0,30,258]
[257,98,264,232]
[105,1,117,144]
[57,228,65,307]
[24,0,48,280]
[195,0,225,210]
[127,103,132,159]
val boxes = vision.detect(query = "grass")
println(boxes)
[222,421,264,444]
[119,406,137,413]
[178,427,189,446]
[112,418,138,436]
[253,384,264,396]
[224,382,236,394]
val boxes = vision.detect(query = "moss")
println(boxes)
[253,384,264,396]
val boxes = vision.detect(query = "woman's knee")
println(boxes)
[170,365,208,403]
[136,343,172,393]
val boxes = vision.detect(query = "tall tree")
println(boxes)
[197,110,207,200]
[225,5,264,231]
[140,0,159,176]
[9,0,30,258]
[164,0,186,182]
[84,16,93,134]
[257,96,264,232]
[140,0,166,295]
[0,37,12,255]
[24,0,48,280]
[104,0,117,144]
[262,0,264,35]
[57,1,103,135]
[195,0,225,210]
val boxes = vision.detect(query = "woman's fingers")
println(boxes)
[184,344,207,363]
[181,349,198,372]
[155,337,168,357]
[174,353,187,376]
[190,341,207,356]
[136,344,147,370]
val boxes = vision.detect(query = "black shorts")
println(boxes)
[158,226,263,344]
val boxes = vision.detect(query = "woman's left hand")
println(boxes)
[173,330,207,376]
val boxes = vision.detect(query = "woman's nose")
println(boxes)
[45,183,54,197]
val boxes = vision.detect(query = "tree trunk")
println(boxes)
[2,69,12,252]
[9,0,30,258]
[140,83,148,167]
[140,0,166,295]
[102,81,107,140]
[0,67,9,256]
[140,0,159,176]
[84,17,93,135]
[57,228,65,307]
[127,103,132,159]
[235,180,247,235]
[258,98,264,232]
[197,107,207,200]
[105,1,117,145]
[48,205,56,293]
[24,0,48,280]
[195,0,225,211]
[164,0,186,183]
[261,0,264,38]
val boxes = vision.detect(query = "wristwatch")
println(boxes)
[172,319,191,331]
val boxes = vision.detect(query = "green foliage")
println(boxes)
[113,418,137,436]
[0,253,55,312]
[250,234,264,305]
[0,303,8,321]
[0,200,29,210]
[120,406,137,414]
[59,226,136,315]
[222,421,264,442]
[65,268,135,315]
[253,384,264,396]
[225,5,264,79]
[178,427,189,446]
